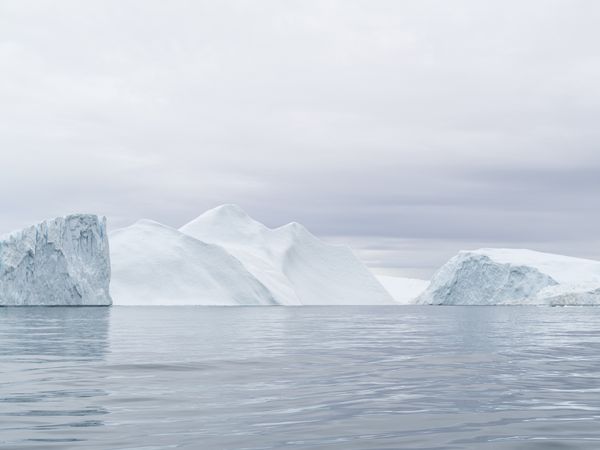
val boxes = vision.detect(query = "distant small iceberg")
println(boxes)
[416,248,600,306]
[376,276,429,304]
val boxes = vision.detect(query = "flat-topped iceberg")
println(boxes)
[0,215,111,306]
[416,248,600,305]
[110,220,277,305]
[179,204,395,305]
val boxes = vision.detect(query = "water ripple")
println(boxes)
[2,306,600,449]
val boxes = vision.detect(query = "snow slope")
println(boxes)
[377,276,429,304]
[179,204,395,305]
[110,220,277,305]
[0,214,111,306]
[416,248,600,305]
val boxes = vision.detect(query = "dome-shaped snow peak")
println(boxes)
[110,219,276,305]
[178,205,394,305]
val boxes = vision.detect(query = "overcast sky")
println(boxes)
[1,1,600,277]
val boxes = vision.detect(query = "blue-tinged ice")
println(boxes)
[416,248,600,305]
[0,215,111,306]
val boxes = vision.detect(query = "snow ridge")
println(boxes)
[110,219,277,305]
[179,204,394,305]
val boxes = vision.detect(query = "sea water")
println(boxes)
[1,306,600,449]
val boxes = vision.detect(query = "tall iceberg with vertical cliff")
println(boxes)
[0,214,111,306]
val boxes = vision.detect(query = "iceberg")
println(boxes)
[179,204,395,305]
[0,214,111,306]
[109,220,277,305]
[377,275,429,304]
[416,248,600,305]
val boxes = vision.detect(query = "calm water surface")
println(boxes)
[1,306,600,449]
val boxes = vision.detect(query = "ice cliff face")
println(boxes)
[109,220,277,305]
[179,204,394,305]
[416,249,600,305]
[0,215,111,306]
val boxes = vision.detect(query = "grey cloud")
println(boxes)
[1,0,599,275]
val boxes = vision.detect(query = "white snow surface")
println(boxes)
[109,220,277,305]
[0,214,111,306]
[177,204,395,305]
[416,248,600,305]
[376,276,429,304]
